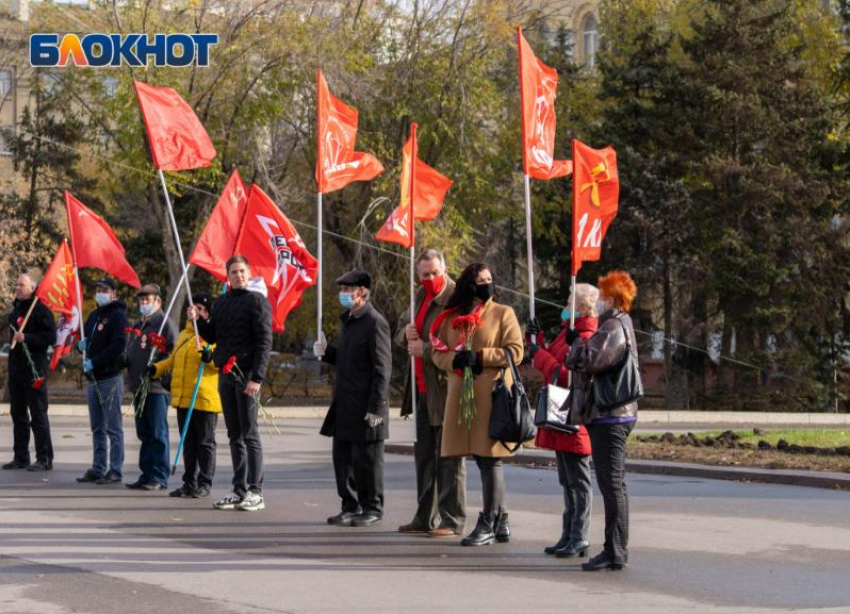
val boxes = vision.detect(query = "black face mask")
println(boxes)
[474,282,494,302]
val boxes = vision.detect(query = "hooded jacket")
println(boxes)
[153,320,221,412]
[83,299,128,380]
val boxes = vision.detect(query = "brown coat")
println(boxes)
[431,299,523,458]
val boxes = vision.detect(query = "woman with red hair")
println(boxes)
[564,270,639,571]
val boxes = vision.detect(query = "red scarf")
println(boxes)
[413,291,436,393]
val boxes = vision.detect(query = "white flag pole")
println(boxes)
[317,190,323,343]
[523,173,536,321]
[64,210,87,364]
[157,169,201,349]
[409,123,419,422]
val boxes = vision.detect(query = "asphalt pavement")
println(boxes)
[0,416,849,614]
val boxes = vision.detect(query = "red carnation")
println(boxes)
[222,356,237,375]
[124,327,133,334]
[32,377,45,390]
[134,329,142,337]
[16,316,23,327]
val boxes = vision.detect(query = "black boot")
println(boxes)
[555,540,589,558]
[461,513,495,546]
[544,533,570,555]
[494,511,510,543]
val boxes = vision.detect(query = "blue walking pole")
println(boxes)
[172,362,205,476]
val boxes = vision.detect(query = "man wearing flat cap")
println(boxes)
[125,283,176,491]
[314,268,392,527]
[77,277,129,485]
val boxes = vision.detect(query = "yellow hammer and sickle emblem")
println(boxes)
[580,161,610,208]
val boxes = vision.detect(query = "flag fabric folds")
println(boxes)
[189,169,250,281]
[36,240,77,316]
[65,191,141,288]
[51,311,81,371]
[375,126,452,248]
[234,186,318,332]
[571,139,619,275]
[134,80,216,171]
[518,27,572,181]
[316,69,384,193]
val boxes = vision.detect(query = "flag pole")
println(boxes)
[316,69,325,347]
[10,299,38,350]
[157,169,201,349]
[64,205,87,364]
[317,191,323,344]
[523,173,536,321]
[409,123,418,422]
[157,267,187,336]
[172,363,205,475]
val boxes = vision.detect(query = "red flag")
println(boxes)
[36,240,78,316]
[571,139,619,275]
[375,124,452,248]
[134,80,216,171]
[189,169,249,282]
[518,26,572,181]
[234,186,318,332]
[316,69,384,193]
[65,191,141,288]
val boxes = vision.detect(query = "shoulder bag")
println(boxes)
[534,365,579,434]
[490,350,537,452]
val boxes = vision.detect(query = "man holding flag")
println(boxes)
[3,274,56,472]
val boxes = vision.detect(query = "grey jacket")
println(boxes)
[125,310,177,395]
[564,309,639,424]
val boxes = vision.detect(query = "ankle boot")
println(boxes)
[494,511,510,543]
[555,540,589,558]
[544,533,570,555]
[461,513,495,546]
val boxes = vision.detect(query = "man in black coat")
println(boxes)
[4,274,57,471]
[314,269,392,527]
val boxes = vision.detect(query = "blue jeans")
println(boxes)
[134,393,170,486]
[86,375,124,478]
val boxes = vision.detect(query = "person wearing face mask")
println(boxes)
[564,270,639,572]
[431,262,523,547]
[394,249,466,538]
[76,278,129,485]
[189,255,273,512]
[526,284,598,559]
[313,269,392,527]
[124,283,177,491]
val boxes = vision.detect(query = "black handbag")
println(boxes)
[489,350,536,452]
[590,316,644,411]
[534,366,579,434]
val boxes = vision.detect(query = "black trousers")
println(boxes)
[219,374,263,496]
[8,372,52,465]
[411,397,466,530]
[332,438,384,516]
[588,421,635,564]
[176,408,218,490]
[473,456,505,520]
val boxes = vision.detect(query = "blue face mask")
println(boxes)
[139,303,155,318]
[339,292,355,308]
[561,308,573,322]
[95,292,111,307]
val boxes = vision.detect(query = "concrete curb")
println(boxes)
[384,443,850,491]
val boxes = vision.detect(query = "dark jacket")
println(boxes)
[83,299,128,380]
[125,310,177,395]
[395,278,455,425]
[196,287,273,383]
[320,301,392,442]
[7,296,56,376]
[564,309,639,424]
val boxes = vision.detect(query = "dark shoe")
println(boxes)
[544,534,570,555]
[398,522,429,534]
[125,479,147,490]
[95,471,121,484]
[169,485,195,498]
[76,469,100,483]
[494,511,510,543]
[582,551,625,571]
[3,460,29,470]
[327,511,359,526]
[461,513,495,546]
[428,526,462,538]
[556,540,589,558]
[141,482,165,491]
[27,461,53,472]
[351,512,382,527]
[192,486,211,498]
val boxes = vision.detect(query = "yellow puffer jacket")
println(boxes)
[153,321,222,413]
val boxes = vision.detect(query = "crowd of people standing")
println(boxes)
[4,251,640,572]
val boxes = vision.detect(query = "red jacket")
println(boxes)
[532,316,597,455]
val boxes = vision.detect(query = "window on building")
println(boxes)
[41,72,63,93]
[102,76,118,98]
[582,13,598,67]
[0,70,12,99]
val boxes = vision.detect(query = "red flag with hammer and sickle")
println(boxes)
[571,139,619,275]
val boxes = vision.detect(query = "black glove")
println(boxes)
[452,350,477,370]
[526,318,540,337]
[528,343,540,359]
[146,364,157,379]
[472,351,484,375]
[199,347,213,363]
[565,328,580,344]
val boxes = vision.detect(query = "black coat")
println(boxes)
[125,310,177,394]
[195,288,273,383]
[320,301,392,442]
[83,299,128,380]
[7,296,56,377]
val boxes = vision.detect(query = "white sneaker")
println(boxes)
[237,491,265,512]
[213,493,243,510]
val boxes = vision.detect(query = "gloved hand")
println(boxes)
[77,339,88,353]
[452,350,477,371]
[83,358,93,373]
[199,346,213,363]
[565,328,580,344]
[313,331,328,358]
[364,412,384,428]
[146,364,157,379]
[528,343,540,360]
[526,318,540,337]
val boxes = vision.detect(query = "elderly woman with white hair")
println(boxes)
[527,283,599,559]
